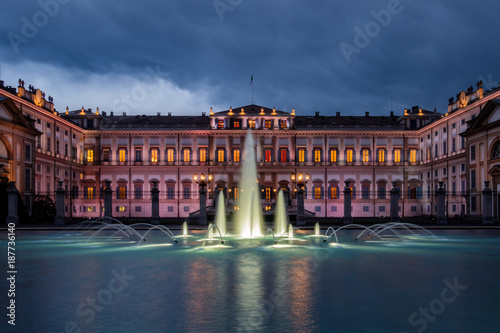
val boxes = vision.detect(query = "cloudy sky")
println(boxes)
[1,0,498,116]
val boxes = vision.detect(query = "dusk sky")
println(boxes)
[1,0,498,116]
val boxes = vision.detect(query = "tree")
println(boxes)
[31,195,56,224]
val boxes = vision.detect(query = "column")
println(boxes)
[343,181,352,224]
[55,181,65,225]
[6,182,19,225]
[151,180,160,225]
[436,181,447,224]
[482,181,494,224]
[390,181,400,222]
[104,180,113,219]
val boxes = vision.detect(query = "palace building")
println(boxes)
[0,78,499,223]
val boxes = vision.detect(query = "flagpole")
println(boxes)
[250,74,254,104]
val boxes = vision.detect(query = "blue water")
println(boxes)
[1,228,500,333]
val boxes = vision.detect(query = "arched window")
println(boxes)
[492,141,500,159]
[0,139,8,159]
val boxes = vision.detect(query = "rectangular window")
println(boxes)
[452,182,456,196]
[443,141,447,155]
[217,149,225,162]
[166,148,175,162]
[248,120,255,129]
[452,138,456,152]
[199,148,207,162]
[330,149,337,163]
[264,149,272,162]
[135,187,142,199]
[183,186,190,199]
[265,187,271,200]
[217,120,224,129]
[362,149,369,163]
[314,149,321,163]
[56,140,60,154]
[233,120,240,128]
[24,168,31,189]
[363,206,369,212]
[135,149,142,162]
[471,197,477,211]
[410,149,417,163]
[265,120,272,128]
[25,144,31,161]
[280,120,287,129]
[298,149,305,163]
[119,149,126,162]
[362,186,370,199]
[135,206,141,212]
[378,186,386,199]
[233,149,240,162]
[346,149,353,162]
[64,143,68,157]
[47,137,51,151]
[279,148,287,162]
[183,149,190,163]
[314,187,321,199]
[86,149,94,162]
[394,149,401,162]
[471,170,476,188]
[471,145,476,160]
[234,187,239,200]
[435,144,438,157]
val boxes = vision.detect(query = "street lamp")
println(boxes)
[291,172,309,226]
[291,172,309,189]
[193,173,212,186]
[193,173,213,225]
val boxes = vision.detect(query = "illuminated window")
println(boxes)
[410,149,417,162]
[166,148,175,162]
[280,148,287,162]
[118,206,126,212]
[248,120,255,129]
[151,149,158,163]
[118,187,126,199]
[234,187,239,200]
[378,149,385,163]
[233,149,240,162]
[264,149,272,162]
[86,149,94,162]
[265,120,272,128]
[346,149,353,162]
[394,149,401,162]
[233,120,240,128]
[183,149,190,162]
[87,206,95,212]
[218,149,225,162]
[199,148,207,162]
[298,149,305,162]
[330,149,337,163]
[265,188,271,200]
[330,186,337,199]
[119,149,126,162]
[87,187,94,199]
[427,147,431,160]
[314,149,321,162]
[280,120,287,129]
[217,120,224,129]
[362,149,369,162]
[314,187,321,199]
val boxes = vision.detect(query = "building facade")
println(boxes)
[0,78,499,222]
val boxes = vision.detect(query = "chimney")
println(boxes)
[168,112,172,116]
[202,112,206,116]
[110,111,114,116]
[365,112,369,117]
[336,112,340,117]
[411,106,419,113]
[315,111,320,117]
[0,80,4,87]
[157,112,161,116]
[390,111,394,117]
[123,112,126,116]
[102,111,107,116]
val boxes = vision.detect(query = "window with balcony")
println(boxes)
[233,120,240,128]
[183,148,190,163]
[265,120,272,128]
[151,148,159,163]
[314,187,322,199]
[117,186,127,199]
[118,148,126,162]
[217,148,225,162]
[394,149,401,163]
[86,149,94,162]
[86,187,94,199]
[330,149,337,163]
[217,120,224,129]
[330,186,338,199]
[265,187,272,200]
[378,149,385,163]
[166,148,175,163]
[314,149,322,163]
[410,149,417,163]
[280,120,287,129]
[233,149,240,162]
[103,149,110,162]
[362,149,369,163]
[135,186,142,199]
[279,148,288,162]
[248,120,255,129]
[346,148,354,162]
[297,148,306,163]
[264,149,272,162]
[135,149,142,162]
[362,184,370,199]
[199,148,207,163]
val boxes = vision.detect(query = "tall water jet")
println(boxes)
[215,191,227,236]
[236,130,263,237]
[207,223,214,239]
[182,221,188,237]
[275,190,288,236]
[314,222,320,236]
[288,223,294,240]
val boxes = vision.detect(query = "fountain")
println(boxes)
[274,190,288,237]
[314,222,320,236]
[182,221,189,237]
[234,130,263,237]
[215,191,227,236]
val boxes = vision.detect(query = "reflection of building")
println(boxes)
[0,78,499,222]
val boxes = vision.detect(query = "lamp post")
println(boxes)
[291,172,309,225]
[193,173,212,225]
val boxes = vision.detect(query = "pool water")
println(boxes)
[2,228,500,333]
